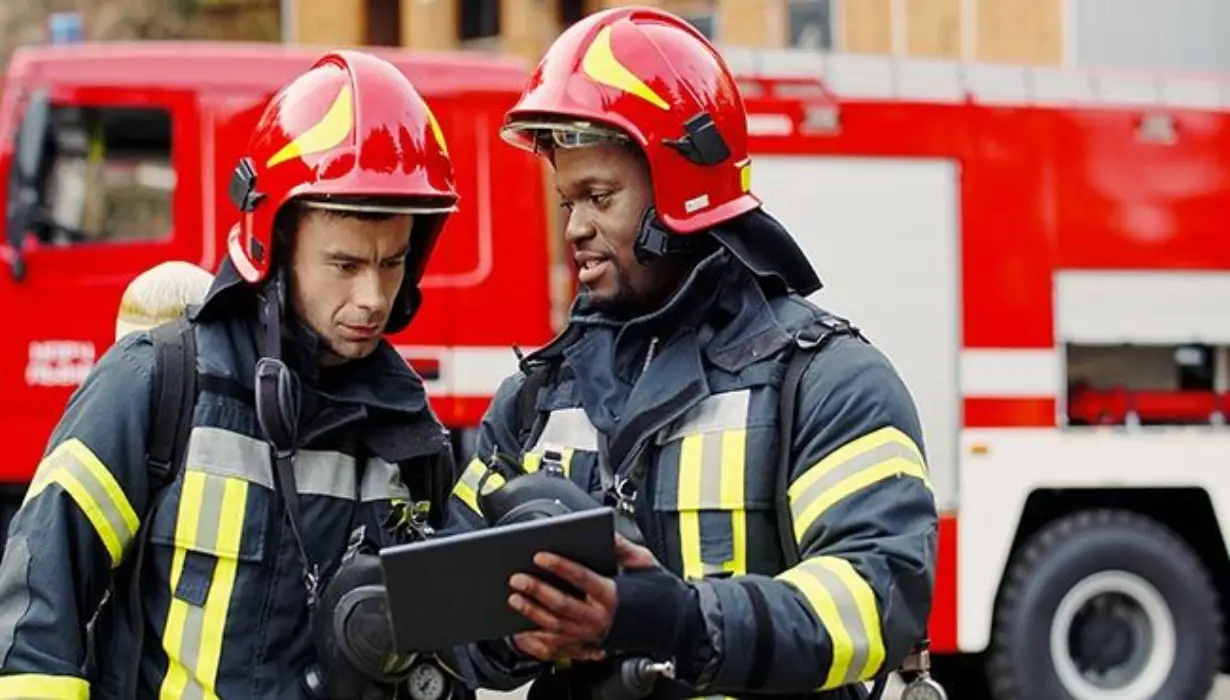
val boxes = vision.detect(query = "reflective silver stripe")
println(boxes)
[788,426,930,542]
[791,441,920,519]
[184,427,270,486]
[658,390,751,444]
[186,427,407,502]
[531,408,600,453]
[360,459,410,503]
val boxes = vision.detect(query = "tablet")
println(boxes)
[379,507,618,652]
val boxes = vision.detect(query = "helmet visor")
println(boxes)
[499,119,630,155]
[299,195,455,216]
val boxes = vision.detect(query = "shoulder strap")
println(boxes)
[515,358,560,450]
[773,316,928,700]
[774,315,862,568]
[147,315,199,489]
[123,315,198,700]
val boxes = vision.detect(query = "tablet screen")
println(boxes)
[379,507,617,652]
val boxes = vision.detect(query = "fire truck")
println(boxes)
[1,39,1229,699]
[0,41,560,495]
[719,47,1230,699]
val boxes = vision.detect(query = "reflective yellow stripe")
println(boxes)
[678,435,703,580]
[0,674,89,699]
[24,438,139,568]
[452,458,506,516]
[676,428,748,580]
[776,556,886,689]
[159,470,250,699]
[522,448,574,477]
[788,426,931,543]
[523,452,542,473]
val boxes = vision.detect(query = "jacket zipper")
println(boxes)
[631,337,670,558]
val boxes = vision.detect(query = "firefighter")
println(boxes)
[0,51,462,699]
[114,261,214,341]
[448,7,939,700]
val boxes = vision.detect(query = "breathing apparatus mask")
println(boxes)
[477,452,675,700]
[251,273,447,699]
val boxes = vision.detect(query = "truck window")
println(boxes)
[33,104,173,246]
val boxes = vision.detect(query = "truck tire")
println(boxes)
[987,509,1222,700]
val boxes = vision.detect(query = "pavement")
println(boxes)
[477,674,1230,699]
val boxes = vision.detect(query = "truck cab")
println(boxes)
[0,42,558,520]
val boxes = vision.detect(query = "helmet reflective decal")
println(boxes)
[580,26,669,111]
[266,84,354,169]
[421,96,450,157]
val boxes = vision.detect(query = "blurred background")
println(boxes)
[4,1,1230,699]
[7,0,1229,72]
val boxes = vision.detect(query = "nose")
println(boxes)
[352,269,388,317]
[564,207,595,247]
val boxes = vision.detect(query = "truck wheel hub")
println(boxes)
[1048,570,1176,700]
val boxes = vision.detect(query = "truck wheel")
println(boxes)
[987,509,1222,700]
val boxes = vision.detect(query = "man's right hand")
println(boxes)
[510,535,656,663]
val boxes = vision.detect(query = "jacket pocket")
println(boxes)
[148,460,269,621]
[651,390,775,580]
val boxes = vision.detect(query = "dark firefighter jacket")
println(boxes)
[0,260,454,699]
[445,246,939,699]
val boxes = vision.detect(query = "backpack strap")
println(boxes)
[122,315,199,700]
[774,314,862,568]
[514,358,560,452]
[147,316,199,488]
[773,315,930,700]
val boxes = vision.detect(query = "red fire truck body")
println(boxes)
[1,39,1229,698]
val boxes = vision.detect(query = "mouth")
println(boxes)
[340,324,380,341]
[575,251,611,286]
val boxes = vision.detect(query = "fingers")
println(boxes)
[512,631,558,661]
[614,535,658,569]
[510,571,601,625]
[508,566,616,648]
[532,552,616,609]
[508,590,592,639]
[512,631,606,663]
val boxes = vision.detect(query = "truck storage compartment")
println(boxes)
[1065,343,1230,426]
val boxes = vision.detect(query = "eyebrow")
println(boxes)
[558,176,617,197]
[323,246,410,264]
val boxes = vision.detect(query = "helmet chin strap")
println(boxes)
[261,269,285,362]
[254,267,300,453]
[633,205,710,266]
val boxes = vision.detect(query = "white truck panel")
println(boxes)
[1055,270,1230,345]
[750,155,962,509]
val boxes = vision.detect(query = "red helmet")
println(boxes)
[499,6,756,235]
[226,50,458,291]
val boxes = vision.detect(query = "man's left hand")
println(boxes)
[508,535,658,661]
